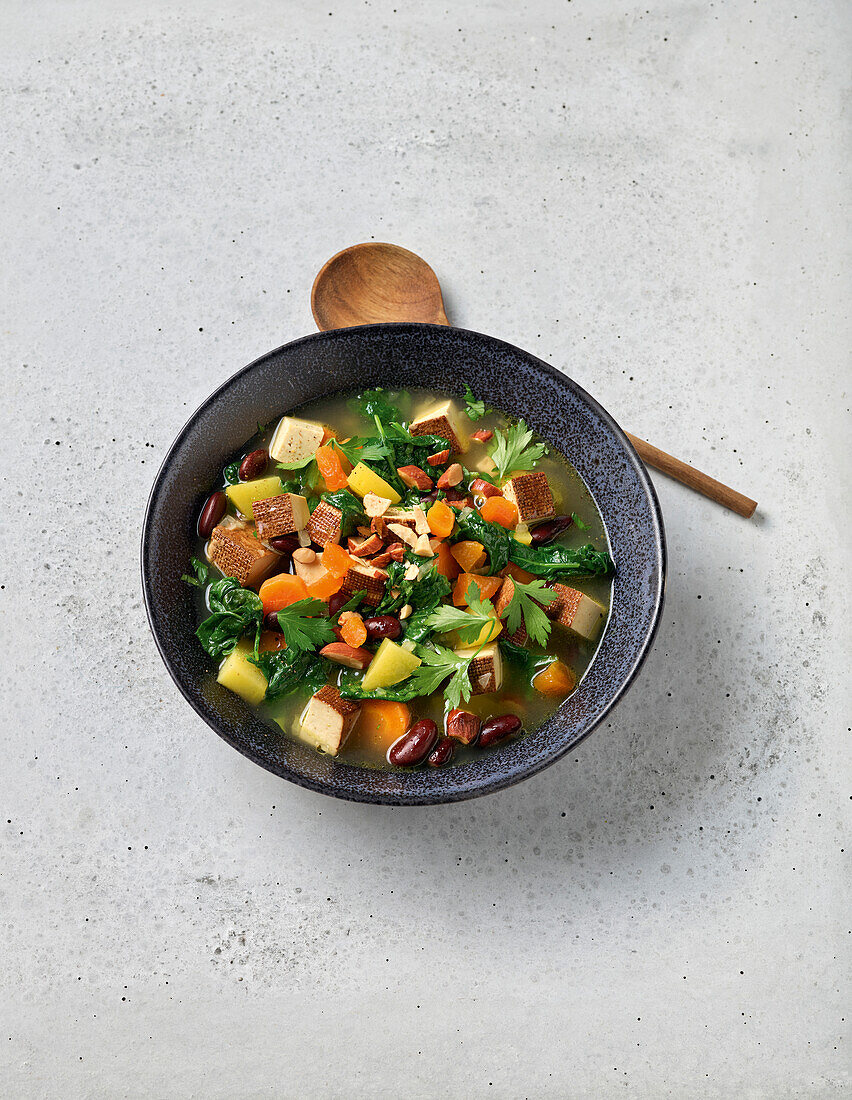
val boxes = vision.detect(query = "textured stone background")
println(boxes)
[1,1,849,1096]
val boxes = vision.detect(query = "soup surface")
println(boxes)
[186,387,614,770]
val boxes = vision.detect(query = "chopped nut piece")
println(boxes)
[363,492,392,517]
[502,472,555,524]
[208,519,279,588]
[388,523,418,548]
[427,449,450,467]
[403,563,420,581]
[396,465,434,491]
[399,604,413,620]
[413,533,435,557]
[412,507,430,536]
[348,534,384,557]
[437,463,464,489]
[292,547,317,563]
[356,525,373,538]
[471,429,493,443]
[446,708,480,745]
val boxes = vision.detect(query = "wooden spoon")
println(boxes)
[311,243,757,518]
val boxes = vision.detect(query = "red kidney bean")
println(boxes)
[264,611,283,632]
[268,534,300,555]
[363,615,402,642]
[238,449,268,480]
[388,719,439,767]
[198,491,226,538]
[328,591,349,618]
[477,714,522,749]
[427,737,455,767]
[530,515,573,546]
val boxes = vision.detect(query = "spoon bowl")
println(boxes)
[311,242,449,330]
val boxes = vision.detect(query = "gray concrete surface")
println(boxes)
[1,1,849,1096]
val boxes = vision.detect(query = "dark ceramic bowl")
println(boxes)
[142,324,665,804]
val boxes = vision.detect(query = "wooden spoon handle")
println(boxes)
[625,432,757,518]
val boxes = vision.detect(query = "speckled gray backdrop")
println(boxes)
[0,1,848,1097]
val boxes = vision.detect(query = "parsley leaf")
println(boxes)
[196,578,264,659]
[223,461,240,485]
[351,388,401,427]
[182,556,210,588]
[411,644,475,710]
[508,540,614,578]
[498,576,558,647]
[463,383,488,421]
[330,436,387,465]
[277,454,316,471]
[488,419,547,479]
[273,598,336,654]
[425,579,497,645]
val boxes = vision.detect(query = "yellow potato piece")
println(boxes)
[217,639,267,705]
[225,476,284,518]
[346,463,401,504]
[361,638,421,692]
[450,614,503,651]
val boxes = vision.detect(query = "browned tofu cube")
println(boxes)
[545,583,606,641]
[502,472,555,524]
[339,564,388,607]
[307,500,344,547]
[251,493,309,540]
[297,685,361,755]
[208,518,279,588]
[494,577,528,646]
[456,642,503,695]
[409,400,468,454]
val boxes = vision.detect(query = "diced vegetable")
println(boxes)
[347,462,402,503]
[322,541,354,578]
[532,660,577,697]
[315,444,350,491]
[450,613,503,650]
[225,475,284,517]
[306,572,346,601]
[435,540,461,580]
[349,700,412,754]
[339,612,368,648]
[259,573,309,616]
[426,499,455,537]
[360,638,422,692]
[452,573,502,607]
[450,540,486,573]
[480,496,519,529]
[297,685,361,755]
[216,639,269,705]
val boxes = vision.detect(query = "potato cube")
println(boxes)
[269,416,324,465]
[217,639,268,705]
[361,639,422,692]
[297,685,361,755]
[347,462,401,504]
[208,518,279,588]
[409,400,468,454]
[307,501,344,547]
[545,583,606,641]
[226,476,284,518]
[449,613,503,651]
[251,493,309,540]
[456,641,503,695]
[502,472,555,524]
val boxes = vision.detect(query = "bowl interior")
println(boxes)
[141,324,665,804]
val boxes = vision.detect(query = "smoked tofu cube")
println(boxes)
[383,508,419,530]
[545,583,606,641]
[208,518,279,588]
[307,501,344,546]
[269,416,325,465]
[339,564,388,607]
[251,493,309,540]
[502,472,555,524]
[297,685,361,756]
[409,400,468,454]
[494,577,528,646]
[456,642,503,695]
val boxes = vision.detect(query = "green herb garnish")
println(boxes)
[272,598,336,654]
[463,383,488,421]
[249,649,329,700]
[488,419,547,479]
[498,576,558,646]
[571,512,589,531]
[425,581,498,645]
[320,488,367,535]
[508,540,614,578]
[182,556,210,589]
[351,388,401,427]
[223,461,240,485]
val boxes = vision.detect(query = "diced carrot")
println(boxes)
[320,426,337,445]
[427,499,455,538]
[452,573,502,607]
[322,541,354,578]
[259,573,309,615]
[501,561,536,584]
[315,444,350,491]
[306,571,345,601]
[258,631,287,653]
[349,700,412,755]
[340,611,368,647]
[435,539,461,581]
[480,495,519,529]
[532,660,577,697]
[450,540,486,573]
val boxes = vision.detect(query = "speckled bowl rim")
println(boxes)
[141,324,666,805]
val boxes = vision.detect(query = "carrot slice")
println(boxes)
[350,700,412,755]
[427,499,455,538]
[435,539,461,581]
[322,541,354,578]
[452,573,502,607]
[501,561,535,585]
[480,496,519,529]
[306,572,345,601]
[315,444,350,491]
[533,660,577,697]
[259,573,309,616]
[450,540,486,573]
[340,611,368,647]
